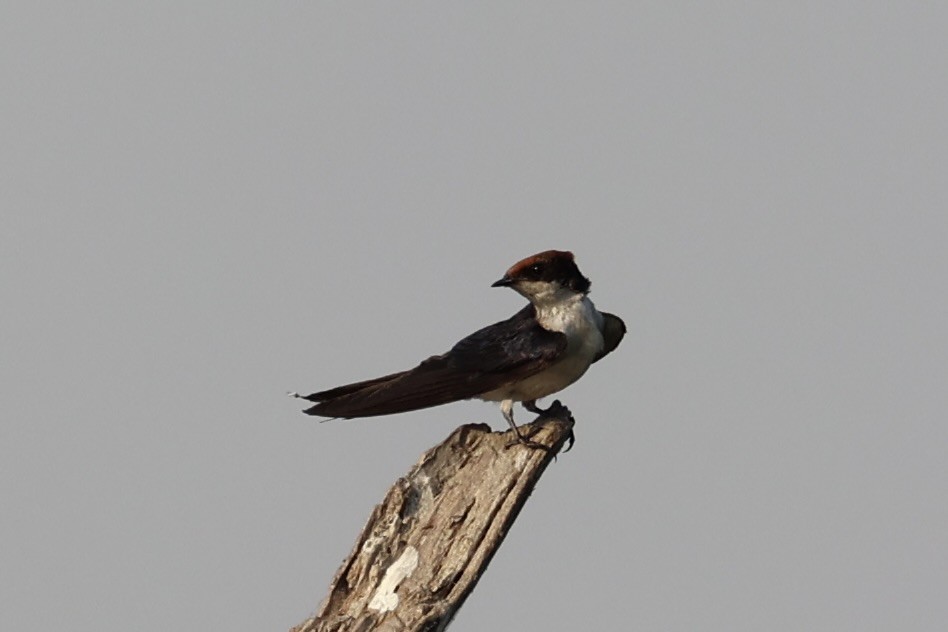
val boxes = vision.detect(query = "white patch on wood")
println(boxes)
[368,546,419,613]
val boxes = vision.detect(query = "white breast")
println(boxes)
[480,296,605,402]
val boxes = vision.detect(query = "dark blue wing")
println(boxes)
[593,312,625,362]
[445,305,566,372]
[300,305,567,418]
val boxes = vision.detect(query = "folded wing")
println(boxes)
[299,306,567,418]
[594,312,626,362]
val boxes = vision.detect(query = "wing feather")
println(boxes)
[301,305,567,418]
[594,312,626,362]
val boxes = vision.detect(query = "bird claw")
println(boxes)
[524,399,570,419]
[520,400,575,454]
[505,432,553,452]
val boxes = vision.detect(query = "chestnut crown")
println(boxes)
[491,250,591,294]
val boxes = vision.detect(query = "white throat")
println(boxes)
[533,292,603,339]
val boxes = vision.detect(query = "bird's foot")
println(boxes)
[523,399,571,419]
[505,400,575,453]
[518,400,575,452]
[505,427,553,452]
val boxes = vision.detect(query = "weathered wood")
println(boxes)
[291,403,575,632]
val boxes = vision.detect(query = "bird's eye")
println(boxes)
[529,263,543,274]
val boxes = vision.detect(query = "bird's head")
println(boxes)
[491,250,591,307]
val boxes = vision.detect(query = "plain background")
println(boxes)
[3,3,946,631]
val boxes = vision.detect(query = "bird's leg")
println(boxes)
[522,400,575,452]
[501,400,549,451]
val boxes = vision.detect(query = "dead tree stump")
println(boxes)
[291,402,575,632]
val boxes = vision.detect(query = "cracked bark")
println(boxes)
[290,403,575,632]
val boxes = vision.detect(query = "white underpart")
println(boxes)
[368,546,419,613]
[480,287,605,408]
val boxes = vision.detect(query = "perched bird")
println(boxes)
[294,250,625,444]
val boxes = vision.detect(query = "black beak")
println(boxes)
[491,275,514,288]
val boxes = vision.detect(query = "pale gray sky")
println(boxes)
[3,3,947,631]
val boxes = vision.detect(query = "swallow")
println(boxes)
[293,250,625,445]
